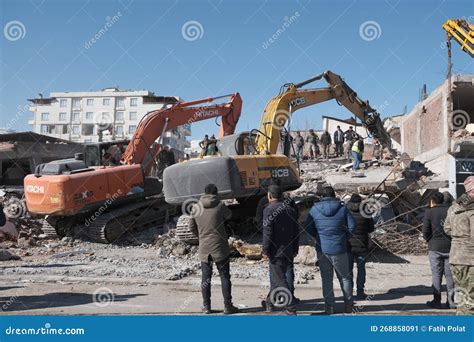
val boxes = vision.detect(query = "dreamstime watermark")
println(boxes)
[93,111,114,131]
[359,20,382,41]
[5,323,85,336]
[84,12,122,49]
[3,20,26,41]
[1,294,19,311]
[262,196,294,227]
[268,286,292,307]
[271,109,291,130]
[181,198,204,218]
[92,287,115,307]
[262,12,300,50]
[181,20,204,41]
[84,189,122,227]
[452,109,470,130]
[3,197,27,219]
[4,104,29,131]
[359,197,384,219]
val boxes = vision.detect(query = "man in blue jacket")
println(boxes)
[305,186,356,314]
[262,185,300,315]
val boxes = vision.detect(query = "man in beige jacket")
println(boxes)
[444,176,474,315]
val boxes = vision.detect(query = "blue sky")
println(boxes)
[0,0,472,140]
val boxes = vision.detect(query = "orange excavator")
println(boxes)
[24,93,242,243]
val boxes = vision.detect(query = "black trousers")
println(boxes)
[201,255,232,307]
[266,257,295,310]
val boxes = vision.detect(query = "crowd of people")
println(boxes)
[187,176,474,316]
[293,126,372,171]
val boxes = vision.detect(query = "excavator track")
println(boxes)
[41,216,60,238]
[87,197,176,243]
[175,215,199,245]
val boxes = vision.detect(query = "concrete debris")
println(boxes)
[293,245,316,266]
[229,238,262,260]
[0,249,20,261]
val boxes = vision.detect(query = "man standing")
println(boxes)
[306,129,319,160]
[156,145,175,178]
[423,191,454,309]
[199,135,210,157]
[333,126,345,157]
[444,176,474,315]
[207,134,218,155]
[344,126,356,162]
[346,194,375,299]
[320,130,332,160]
[262,185,300,315]
[189,184,239,315]
[256,179,299,305]
[294,131,304,162]
[351,137,364,171]
[305,186,356,314]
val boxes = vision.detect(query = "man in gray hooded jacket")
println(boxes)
[189,183,239,315]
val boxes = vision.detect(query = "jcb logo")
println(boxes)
[271,168,289,178]
[290,97,305,107]
[26,185,44,194]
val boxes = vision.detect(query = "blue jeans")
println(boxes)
[348,253,367,293]
[351,151,361,170]
[296,146,304,162]
[269,259,295,294]
[317,252,353,306]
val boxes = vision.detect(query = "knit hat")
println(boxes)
[464,176,474,193]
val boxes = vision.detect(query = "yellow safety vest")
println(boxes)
[351,140,361,153]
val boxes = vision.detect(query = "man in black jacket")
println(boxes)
[346,194,375,299]
[256,179,299,302]
[423,191,453,309]
[262,185,300,315]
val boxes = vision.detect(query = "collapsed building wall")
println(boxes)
[398,74,474,197]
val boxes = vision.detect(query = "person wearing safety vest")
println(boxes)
[351,136,364,171]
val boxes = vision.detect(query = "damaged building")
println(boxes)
[386,74,474,198]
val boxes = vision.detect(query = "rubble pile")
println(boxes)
[371,224,427,255]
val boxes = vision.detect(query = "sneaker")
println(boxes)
[324,306,335,315]
[426,299,442,309]
[201,306,211,314]
[285,309,297,316]
[356,291,368,300]
[344,303,354,313]
[224,304,239,315]
[261,300,274,313]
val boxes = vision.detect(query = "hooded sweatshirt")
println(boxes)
[305,198,356,255]
[189,194,232,263]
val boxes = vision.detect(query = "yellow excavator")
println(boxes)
[442,18,473,57]
[163,71,394,243]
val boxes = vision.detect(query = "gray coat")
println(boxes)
[189,194,232,263]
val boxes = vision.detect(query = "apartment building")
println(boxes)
[28,87,191,150]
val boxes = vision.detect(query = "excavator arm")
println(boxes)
[442,18,474,57]
[255,71,393,155]
[121,93,242,173]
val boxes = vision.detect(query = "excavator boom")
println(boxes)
[442,18,474,57]
[255,70,393,155]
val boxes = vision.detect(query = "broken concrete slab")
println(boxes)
[0,249,20,261]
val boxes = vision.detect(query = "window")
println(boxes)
[60,99,67,108]
[72,98,81,108]
[73,112,81,122]
[116,125,123,136]
[129,112,137,120]
[130,98,138,106]
[116,97,125,107]
[40,124,49,133]
[86,99,94,106]
[103,98,110,106]
[72,126,80,135]
[85,112,93,120]
[59,112,66,121]
[128,125,137,134]
[116,111,124,121]
[41,112,49,121]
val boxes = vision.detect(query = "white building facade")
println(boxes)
[28,87,191,150]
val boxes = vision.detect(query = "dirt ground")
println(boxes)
[0,242,453,315]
